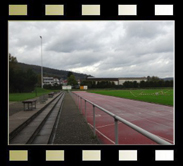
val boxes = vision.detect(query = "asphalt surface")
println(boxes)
[53,92,100,144]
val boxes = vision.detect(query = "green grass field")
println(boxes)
[9,88,59,101]
[88,89,173,106]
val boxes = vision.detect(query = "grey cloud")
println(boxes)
[9,21,174,78]
[123,21,170,39]
[115,23,174,58]
[45,22,106,53]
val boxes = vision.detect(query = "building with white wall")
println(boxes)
[43,77,60,86]
[118,77,147,85]
[53,78,60,85]
[62,85,72,90]
[43,77,54,85]
[87,77,119,85]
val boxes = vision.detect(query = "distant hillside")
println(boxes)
[161,77,174,81]
[17,62,92,80]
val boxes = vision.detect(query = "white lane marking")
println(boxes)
[97,123,115,129]
[97,122,121,129]
[88,123,115,144]
[75,92,173,141]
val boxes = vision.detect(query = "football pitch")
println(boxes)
[88,88,173,106]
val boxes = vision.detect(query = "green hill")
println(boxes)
[17,62,92,80]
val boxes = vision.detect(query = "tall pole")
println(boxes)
[40,36,43,88]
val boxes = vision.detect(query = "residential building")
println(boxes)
[43,77,60,86]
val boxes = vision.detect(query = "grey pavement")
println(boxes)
[54,92,100,144]
[9,101,24,116]
[9,93,61,135]
[9,92,100,145]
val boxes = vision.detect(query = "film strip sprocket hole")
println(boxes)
[9,150,175,161]
[8,4,174,16]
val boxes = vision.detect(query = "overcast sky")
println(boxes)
[9,21,174,78]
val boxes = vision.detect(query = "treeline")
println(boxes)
[81,80,115,88]
[80,80,173,89]
[9,54,38,93]
[123,80,173,88]
[43,84,62,90]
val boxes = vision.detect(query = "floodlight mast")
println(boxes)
[40,36,43,88]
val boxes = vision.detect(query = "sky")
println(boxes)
[9,21,174,78]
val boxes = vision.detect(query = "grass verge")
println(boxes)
[88,88,173,106]
[9,88,60,101]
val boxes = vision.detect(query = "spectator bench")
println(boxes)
[48,92,54,98]
[22,99,37,111]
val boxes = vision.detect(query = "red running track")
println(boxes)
[72,91,174,145]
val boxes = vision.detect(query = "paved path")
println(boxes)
[9,101,25,116]
[9,96,45,116]
[9,93,61,135]
[73,91,173,145]
[53,92,100,144]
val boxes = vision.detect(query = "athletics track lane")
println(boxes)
[73,91,173,145]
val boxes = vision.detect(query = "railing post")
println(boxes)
[85,100,87,120]
[93,105,96,136]
[114,117,118,144]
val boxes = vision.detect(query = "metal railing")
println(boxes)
[70,91,172,145]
